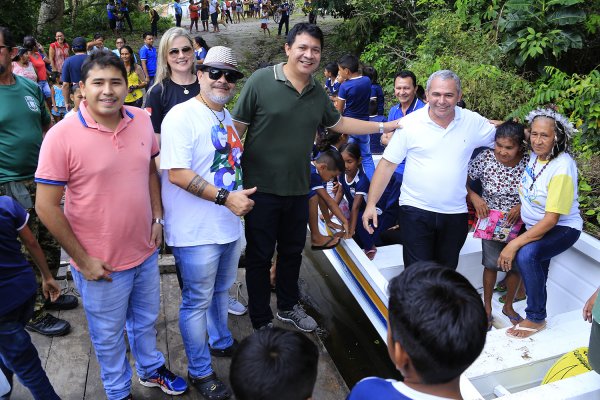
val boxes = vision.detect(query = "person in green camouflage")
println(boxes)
[0,26,77,337]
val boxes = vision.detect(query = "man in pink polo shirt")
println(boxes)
[34,50,187,400]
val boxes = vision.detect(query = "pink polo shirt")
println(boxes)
[35,101,160,271]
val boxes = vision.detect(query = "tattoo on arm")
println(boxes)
[187,175,209,198]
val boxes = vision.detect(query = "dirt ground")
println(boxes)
[181,13,344,77]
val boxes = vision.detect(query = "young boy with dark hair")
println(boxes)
[308,149,349,252]
[348,261,488,399]
[336,54,375,179]
[230,327,319,400]
[0,196,61,399]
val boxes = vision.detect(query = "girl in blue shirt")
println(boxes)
[337,143,378,259]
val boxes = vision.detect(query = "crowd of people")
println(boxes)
[0,14,594,400]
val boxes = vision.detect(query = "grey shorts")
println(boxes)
[589,319,600,372]
[482,239,507,270]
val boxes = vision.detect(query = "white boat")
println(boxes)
[316,217,600,399]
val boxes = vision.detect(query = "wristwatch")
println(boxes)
[152,218,164,226]
[378,122,384,134]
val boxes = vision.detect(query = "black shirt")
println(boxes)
[145,77,200,133]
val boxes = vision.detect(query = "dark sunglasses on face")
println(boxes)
[205,68,240,83]
[168,46,193,56]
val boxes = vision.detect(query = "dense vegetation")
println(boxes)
[330,0,600,235]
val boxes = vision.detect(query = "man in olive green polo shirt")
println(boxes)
[232,22,399,332]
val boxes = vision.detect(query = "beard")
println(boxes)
[204,84,235,105]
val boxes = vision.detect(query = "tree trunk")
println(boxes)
[37,0,65,35]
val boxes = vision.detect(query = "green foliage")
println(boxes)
[407,12,532,119]
[360,26,414,95]
[500,0,585,67]
[0,0,41,41]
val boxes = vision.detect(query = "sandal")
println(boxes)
[499,294,526,304]
[502,309,524,325]
[494,281,507,292]
[505,322,547,340]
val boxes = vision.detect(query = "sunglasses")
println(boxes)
[205,68,240,83]
[168,46,193,56]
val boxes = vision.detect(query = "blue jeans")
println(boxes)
[72,250,165,400]
[349,135,375,180]
[0,295,59,400]
[516,225,581,323]
[173,239,240,378]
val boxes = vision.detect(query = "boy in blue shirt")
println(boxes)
[308,150,349,251]
[347,262,487,400]
[140,33,157,88]
[0,196,61,399]
[336,54,375,179]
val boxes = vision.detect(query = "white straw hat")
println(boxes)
[201,46,243,78]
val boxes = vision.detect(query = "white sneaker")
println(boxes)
[228,296,247,316]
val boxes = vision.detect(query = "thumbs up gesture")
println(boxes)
[225,186,257,216]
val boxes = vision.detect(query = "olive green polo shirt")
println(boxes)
[232,63,341,196]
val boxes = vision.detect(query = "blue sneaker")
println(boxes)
[139,364,187,395]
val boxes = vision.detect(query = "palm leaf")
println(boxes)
[548,8,586,26]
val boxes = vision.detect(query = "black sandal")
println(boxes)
[188,372,231,400]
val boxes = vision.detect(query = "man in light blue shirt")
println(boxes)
[174,0,183,26]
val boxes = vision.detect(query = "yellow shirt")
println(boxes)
[125,69,143,103]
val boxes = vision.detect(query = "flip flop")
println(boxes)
[499,294,526,304]
[311,236,339,251]
[505,322,546,340]
[494,282,507,292]
[502,309,524,325]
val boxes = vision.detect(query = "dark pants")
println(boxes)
[398,205,468,269]
[0,296,59,400]
[151,22,158,37]
[122,11,133,31]
[175,13,182,26]
[589,319,600,373]
[278,15,289,35]
[244,192,308,329]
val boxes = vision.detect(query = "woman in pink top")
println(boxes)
[11,48,37,82]
[49,32,70,77]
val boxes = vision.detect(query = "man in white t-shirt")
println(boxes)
[363,70,496,269]
[160,46,255,400]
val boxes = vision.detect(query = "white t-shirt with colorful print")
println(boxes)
[519,152,583,230]
[160,97,244,247]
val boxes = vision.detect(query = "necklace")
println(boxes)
[529,155,550,190]
[199,93,225,128]
[172,77,196,95]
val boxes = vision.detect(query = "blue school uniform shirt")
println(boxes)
[0,196,37,316]
[348,377,437,400]
[341,169,370,212]
[107,3,117,19]
[387,96,426,175]
[308,164,325,199]
[140,45,158,77]
[325,77,340,96]
[338,76,371,121]
[370,83,384,116]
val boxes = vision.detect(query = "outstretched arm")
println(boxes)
[362,158,397,233]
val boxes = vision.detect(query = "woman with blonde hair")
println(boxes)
[145,27,198,144]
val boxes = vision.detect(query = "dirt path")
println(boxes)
[182,13,343,74]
